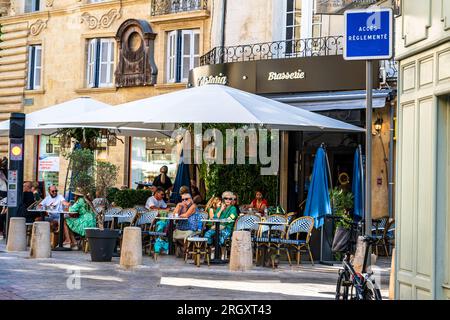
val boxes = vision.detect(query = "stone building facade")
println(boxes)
[0,0,213,190]
[395,0,450,300]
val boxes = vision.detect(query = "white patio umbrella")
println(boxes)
[39,85,365,132]
[0,97,171,138]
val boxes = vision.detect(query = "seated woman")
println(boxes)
[191,186,203,204]
[172,193,202,257]
[205,196,222,220]
[63,189,96,250]
[204,191,238,250]
[247,190,268,215]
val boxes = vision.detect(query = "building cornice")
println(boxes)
[0,0,148,25]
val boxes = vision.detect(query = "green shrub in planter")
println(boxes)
[111,189,153,208]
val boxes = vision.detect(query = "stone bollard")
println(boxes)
[229,231,253,271]
[389,248,396,300]
[6,217,27,252]
[120,227,142,268]
[30,222,51,259]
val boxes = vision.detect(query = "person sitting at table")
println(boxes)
[145,187,170,211]
[204,191,238,251]
[191,186,203,204]
[231,192,241,215]
[205,196,222,220]
[38,185,70,223]
[63,189,96,250]
[247,190,268,215]
[172,193,202,257]
[23,181,40,223]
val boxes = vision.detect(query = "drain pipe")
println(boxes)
[220,0,227,63]
[388,99,395,218]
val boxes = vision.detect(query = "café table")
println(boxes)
[201,218,231,264]
[155,215,188,255]
[255,221,288,268]
[46,209,72,251]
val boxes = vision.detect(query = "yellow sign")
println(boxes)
[11,145,22,156]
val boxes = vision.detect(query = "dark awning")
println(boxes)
[264,89,392,112]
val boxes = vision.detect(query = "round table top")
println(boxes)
[156,216,188,220]
[256,221,288,226]
[201,219,230,223]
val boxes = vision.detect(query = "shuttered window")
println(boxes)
[86,38,115,88]
[27,45,42,90]
[166,29,200,83]
[24,0,40,13]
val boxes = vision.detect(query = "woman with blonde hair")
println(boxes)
[205,196,222,219]
[204,191,238,248]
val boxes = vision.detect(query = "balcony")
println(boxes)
[200,36,344,66]
[151,0,208,16]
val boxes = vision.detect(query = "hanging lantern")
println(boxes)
[46,140,54,154]
[107,133,117,147]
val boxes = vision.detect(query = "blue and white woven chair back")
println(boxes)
[236,214,261,231]
[199,211,208,220]
[260,215,287,234]
[136,210,158,226]
[105,207,122,216]
[134,205,148,214]
[117,208,137,224]
[288,217,314,237]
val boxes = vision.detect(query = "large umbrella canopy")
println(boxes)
[0,97,171,138]
[352,146,364,221]
[40,85,365,132]
[170,152,191,204]
[304,146,332,229]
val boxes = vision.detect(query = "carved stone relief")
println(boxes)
[115,19,158,87]
[81,8,122,30]
[30,19,48,36]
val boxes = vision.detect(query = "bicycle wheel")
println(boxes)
[363,280,382,300]
[335,270,350,300]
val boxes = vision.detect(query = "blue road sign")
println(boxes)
[344,8,393,60]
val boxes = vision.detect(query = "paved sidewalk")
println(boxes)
[0,240,391,300]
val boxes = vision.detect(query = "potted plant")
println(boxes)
[330,187,354,254]
[67,149,119,262]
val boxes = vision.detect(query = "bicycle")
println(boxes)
[334,220,382,300]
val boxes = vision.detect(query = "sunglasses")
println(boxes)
[223,197,233,200]
[50,190,58,193]
[182,198,190,202]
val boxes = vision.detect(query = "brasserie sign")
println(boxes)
[189,55,379,94]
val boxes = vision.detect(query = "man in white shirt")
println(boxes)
[145,187,169,210]
[38,185,70,221]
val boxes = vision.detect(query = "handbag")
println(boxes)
[332,226,352,253]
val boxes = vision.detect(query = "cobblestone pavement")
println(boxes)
[0,240,391,300]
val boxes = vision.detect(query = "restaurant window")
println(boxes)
[38,136,61,191]
[285,0,322,55]
[166,29,200,83]
[27,45,42,90]
[130,137,177,189]
[24,0,40,13]
[86,38,115,88]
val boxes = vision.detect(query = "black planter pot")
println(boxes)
[86,228,120,262]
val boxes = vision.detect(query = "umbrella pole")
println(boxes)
[320,144,335,265]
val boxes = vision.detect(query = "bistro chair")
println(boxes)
[136,210,159,255]
[371,217,389,236]
[279,216,315,266]
[103,206,123,229]
[184,211,210,265]
[254,214,288,265]
[117,208,137,229]
[373,218,395,256]
[285,212,297,224]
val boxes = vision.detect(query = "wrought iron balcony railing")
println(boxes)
[200,36,344,66]
[151,0,208,16]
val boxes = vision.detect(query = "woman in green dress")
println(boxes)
[63,190,96,250]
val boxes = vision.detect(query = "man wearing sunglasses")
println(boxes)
[38,185,70,221]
